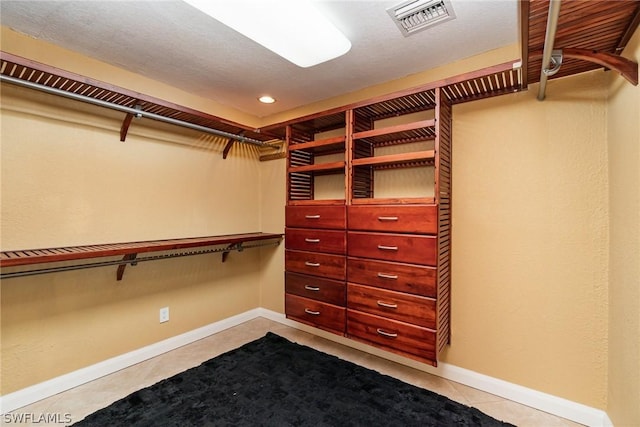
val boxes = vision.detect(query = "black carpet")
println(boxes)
[74,333,514,426]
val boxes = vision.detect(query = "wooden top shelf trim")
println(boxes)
[260,60,522,138]
[0,232,282,268]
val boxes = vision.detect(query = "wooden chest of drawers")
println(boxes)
[285,272,346,306]
[347,258,436,297]
[285,206,347,335]
[347,283,436,329]
[347,310,436,362]
[285,250,346,281]
[347,231,437,266]
[347,205,437,234]
[285,294,345,335]
[285,206,346,229]
[344,204,444,365]
[285,228,346,255]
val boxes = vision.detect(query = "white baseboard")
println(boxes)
[1,307,610,427]
[0,308,261,415]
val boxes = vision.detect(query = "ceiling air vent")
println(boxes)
[387,0,456,37]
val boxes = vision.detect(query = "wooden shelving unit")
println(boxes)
[278,62,520,366]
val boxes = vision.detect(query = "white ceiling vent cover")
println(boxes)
[387,0,456,37]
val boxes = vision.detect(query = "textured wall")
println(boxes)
[449,72,609,409]
[0,83,266,394]
[606,29,640,426]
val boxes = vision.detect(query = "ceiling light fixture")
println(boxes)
[258,95,276,104]
[183,0,351,68]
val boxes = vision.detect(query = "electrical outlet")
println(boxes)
[159,307,169,323]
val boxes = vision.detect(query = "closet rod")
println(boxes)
[0,74,268,146]
[537,0,562,101]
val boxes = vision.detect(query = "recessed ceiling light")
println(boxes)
[183,0,351,68]
[258,95,276,104]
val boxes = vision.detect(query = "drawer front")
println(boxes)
[285,228,346,255]
[347,257,436,297]
[286,272,346,306]
[347,283,435,329]
[286,206,346,229]
[348,205,437,234]
[347,310,435,362]
[285,250,346,280]
[286,294,346,334]
[347,232,436,266]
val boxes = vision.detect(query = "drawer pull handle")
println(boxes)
[377,245,398,251]
[305,261,320,267]
[378,216,399,221]
[304,285,320,292]
[377,273,398,280]
[304,238,320,243]
[377,300,398,309]
[305,215,321,219]
[376,328,398,338]
[304,308,320,316]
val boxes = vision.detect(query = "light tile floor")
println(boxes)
[6,318,582,426]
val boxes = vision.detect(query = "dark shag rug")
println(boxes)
[73,332,514,426]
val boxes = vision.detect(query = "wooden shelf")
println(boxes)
[350,197,436,205]
[0,232,283,280]
[288,161,346,175]
[352,150,435,168]
[353,120,435,140]
[288,136,346,155]
[288,199,346,206]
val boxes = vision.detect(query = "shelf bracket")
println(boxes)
[221,242,243,262]
[532,48,639,86]
[116,253,138,281]
[120,104,142,142]
[562,48,638,86]
[222,138,235,159]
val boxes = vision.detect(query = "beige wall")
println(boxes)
[606,29,640,426]
[0,83,269,393]
[258,156,286,313]
[2,23,638,419]
[449,71,609,408]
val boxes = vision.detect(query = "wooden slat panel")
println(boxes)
[525,0,639,85]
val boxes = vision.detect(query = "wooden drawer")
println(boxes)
[347,257,436,297]
[348,205,437,234]
[285,228,346,255]
[347,283,435,329]
[347,231,436,266]
[286,206,346,229]
[286,272,346,306]
[285,250,346,280]
[347,310,436,363]
[286,294,346,335]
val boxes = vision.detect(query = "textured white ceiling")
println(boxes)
[0,0,518,117]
